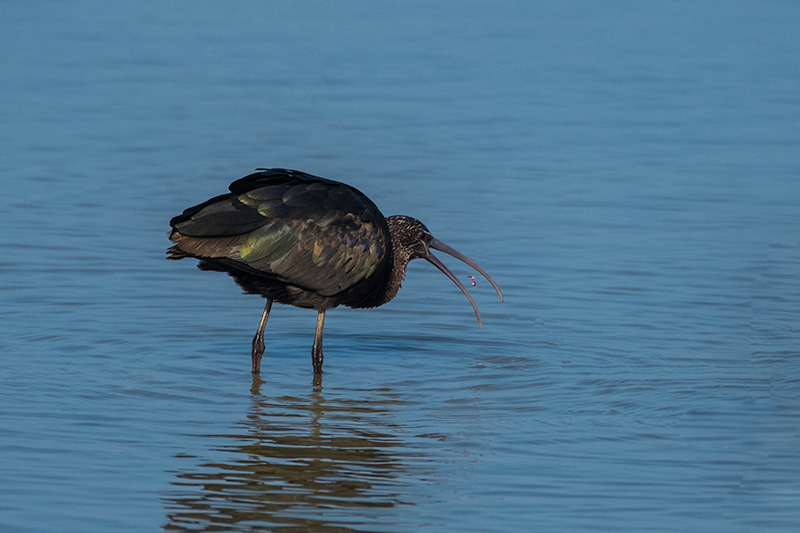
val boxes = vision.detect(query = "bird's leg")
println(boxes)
[312,310,326,374]
[251,298,273,375]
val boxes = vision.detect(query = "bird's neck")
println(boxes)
[380,217,414,305]
[381,253,410,305]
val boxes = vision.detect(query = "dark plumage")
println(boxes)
[167,168,503,374]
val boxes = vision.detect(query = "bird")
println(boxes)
[167,168,503,374]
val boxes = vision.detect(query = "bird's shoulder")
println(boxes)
[232,168,382,229]
[170,168,382,236]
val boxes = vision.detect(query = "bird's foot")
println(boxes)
[251,334,265,374]
[311,346,323,374]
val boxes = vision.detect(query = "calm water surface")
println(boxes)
[2,1,799,531]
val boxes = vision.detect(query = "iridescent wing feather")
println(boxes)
[169,169,390,297]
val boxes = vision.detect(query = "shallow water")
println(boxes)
[2,1,799,531]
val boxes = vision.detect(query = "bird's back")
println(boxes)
[168,169,392,309]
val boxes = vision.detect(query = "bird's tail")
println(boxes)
[166,229,244,261]
[166,244,193,260]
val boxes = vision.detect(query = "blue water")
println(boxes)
[2,1,799,531]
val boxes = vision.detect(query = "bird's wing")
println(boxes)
[169,169,390,296]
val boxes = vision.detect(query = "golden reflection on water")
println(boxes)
[163,376,415,532]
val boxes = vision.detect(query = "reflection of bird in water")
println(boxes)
[162,384,412,532]
[168,168,503,374]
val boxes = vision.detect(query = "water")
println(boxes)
[2,1,799,531]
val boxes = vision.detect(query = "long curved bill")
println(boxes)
[425,237,504,328]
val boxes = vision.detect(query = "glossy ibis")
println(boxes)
[167,168,503,374]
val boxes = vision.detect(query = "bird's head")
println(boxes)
[386,215,504,327]
[387,215,435,261]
